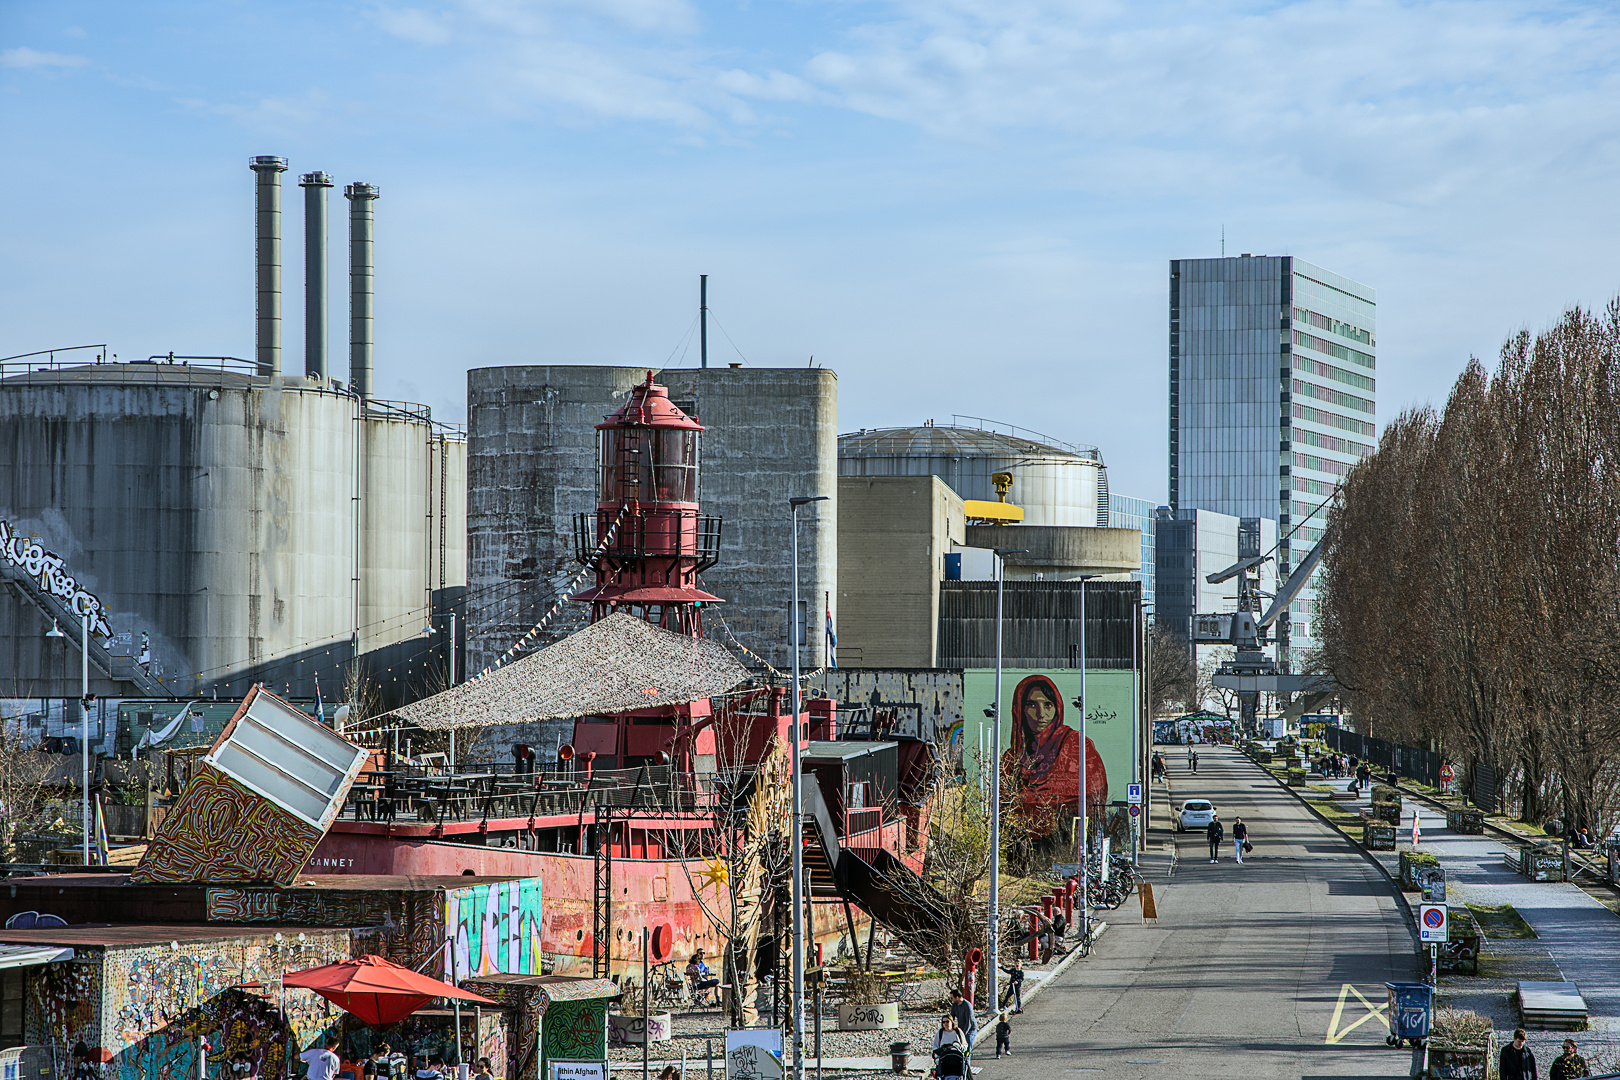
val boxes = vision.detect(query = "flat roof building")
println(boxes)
[1168,255,1375,662]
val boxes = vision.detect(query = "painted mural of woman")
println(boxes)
[1003,674,1107,822]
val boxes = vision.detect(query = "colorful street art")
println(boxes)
[207,886,447,972]
[541,998,606,1062]
[961,669,1137,862]
[132,767,325,884]
[24,929,369,1080]
[444,879,543,981]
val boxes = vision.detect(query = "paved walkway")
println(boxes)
[974,744,1418,1079]
[1296,769,1620,1065]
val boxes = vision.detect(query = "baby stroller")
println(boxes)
[932,1042,968,1080]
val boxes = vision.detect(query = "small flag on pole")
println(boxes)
[313,676,326,727]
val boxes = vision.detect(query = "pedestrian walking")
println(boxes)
[1191,749,1199,774]
[1549,1039,1589,1080]
[999,958,1025,1013]
[948,987,977,1049]
[994,1012,1012,1058]
[1355,762,1372,796]
[1206,815,1224,862]
[1232,816,1248,863]
[1499,1029,1537,1080]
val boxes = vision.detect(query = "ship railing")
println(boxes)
[340,760,742,824]
[834,703,925,741]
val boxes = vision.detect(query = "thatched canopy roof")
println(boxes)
[394,613,752,731]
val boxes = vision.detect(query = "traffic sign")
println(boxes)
[1129,804,1141,817]
[1128,783,1142,803]
[1418,903,1448,943]
[1440,764,1455,784]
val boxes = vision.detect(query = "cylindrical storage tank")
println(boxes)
[837,425,1100,527]
[0,363,466,703]
[0,364,354,697]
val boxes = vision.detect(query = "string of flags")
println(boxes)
[470,504,631,683]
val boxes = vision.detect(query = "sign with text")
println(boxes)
[549,1062,606,1080]
[1127,783,1142,803]
[1418,903,1448,943]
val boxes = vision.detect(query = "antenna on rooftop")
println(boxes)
[1221,225,1226,257]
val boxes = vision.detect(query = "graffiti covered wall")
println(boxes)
[25,928,370,1080]
[207,886,444,970]
[444,878,543,981]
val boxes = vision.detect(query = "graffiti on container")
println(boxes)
[133,767,324,884]
[0,518,111,637]
[544,998,608,1062]
[444,878,543,980]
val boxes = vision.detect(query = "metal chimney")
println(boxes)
[249,156,289,378]
[344,182,380,400]
[299,171,334,381]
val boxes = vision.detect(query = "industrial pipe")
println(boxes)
[344,182,380,399]
[299,171,333,380]
[249,156,288,378]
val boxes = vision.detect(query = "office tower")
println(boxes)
[1168,255,1375,663]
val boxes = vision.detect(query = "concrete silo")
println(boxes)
[0,157,465,706]
[466,365,837,675]
[837,421,1107,527]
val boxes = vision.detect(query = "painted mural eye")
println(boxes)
[576,930,584,941]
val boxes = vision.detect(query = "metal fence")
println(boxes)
[1324,728,1442,787]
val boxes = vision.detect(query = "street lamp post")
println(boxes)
[1076,574,1098,935]
[986,546,1025,1022]
[788,494,827,1080]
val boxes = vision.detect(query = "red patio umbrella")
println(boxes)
[282,954,496,1026]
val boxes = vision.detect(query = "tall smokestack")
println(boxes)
[344,182,380,400]
[250,155,289,378]
[299,171,334,381]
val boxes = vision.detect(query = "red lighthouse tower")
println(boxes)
[573,372,723,635]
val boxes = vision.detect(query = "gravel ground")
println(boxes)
[603,924,1095,1073]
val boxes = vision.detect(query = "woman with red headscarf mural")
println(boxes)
[1003,674,1108,848]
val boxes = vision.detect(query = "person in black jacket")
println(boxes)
[1206,815,1224,862]
[999,958,1025,1013]
[994,1012,1013,1058]
[1500,1029,1536,1080]
[1232,817,1249,864]
[1548,1038,1588,1080]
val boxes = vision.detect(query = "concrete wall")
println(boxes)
[836,475,963,668]
[0,366,461,699]
[964,524,1141,581]
[466,365,838,674]
[811,666,963,745]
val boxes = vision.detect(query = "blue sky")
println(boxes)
[4,0,1619,501]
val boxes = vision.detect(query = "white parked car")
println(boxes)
[1177,799,1217,832]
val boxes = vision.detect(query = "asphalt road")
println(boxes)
[976,744,1420,1080]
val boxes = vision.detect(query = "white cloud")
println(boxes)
[1,46,90,70]
[376,8,453,46]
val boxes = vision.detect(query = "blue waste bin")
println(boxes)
[1384,982,1432,1047]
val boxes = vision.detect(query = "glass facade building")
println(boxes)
[1106,493,1157,609]
[1168,255,1375,662]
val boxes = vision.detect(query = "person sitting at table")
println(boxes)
[686,950,720,1004]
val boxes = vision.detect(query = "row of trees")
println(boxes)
[1318,301,1620,836]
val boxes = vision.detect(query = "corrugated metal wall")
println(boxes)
[936,579,1142,669]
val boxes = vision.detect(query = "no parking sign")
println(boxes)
[1419,902,1448,943]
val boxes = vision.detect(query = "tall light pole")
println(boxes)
[788,494,826,1080]
[986,546,1024,1021]
[77,614,91,864]
[1075,574,1098,934]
